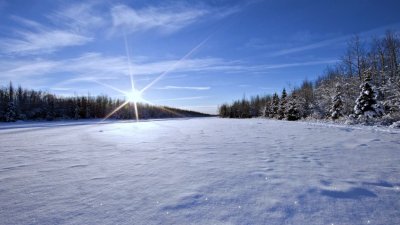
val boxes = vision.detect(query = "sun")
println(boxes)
[126,89,144,103]
[99,31,210,122]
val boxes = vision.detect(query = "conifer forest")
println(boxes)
[218,32,400,127]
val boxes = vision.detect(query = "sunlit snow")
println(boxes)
[0,118,399,224]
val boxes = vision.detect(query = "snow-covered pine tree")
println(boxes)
[263,99,272,118]
[330,83,344,120]
[353,71,383,119]
[74,103,80,120]
[271,93,279,118]
[262,105,268,118]
[85,102,91,118]
[286,95,300,121]
[5,82,17,122]
[240,97,251,118]
[381,71,400,123]
[5,101,17,122]
[218,104,228,117]
[278,89,287,120]
[45,95,55,121]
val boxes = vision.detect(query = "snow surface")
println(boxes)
[0,118,399,225]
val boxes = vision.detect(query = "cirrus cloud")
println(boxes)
[111,3,239,35]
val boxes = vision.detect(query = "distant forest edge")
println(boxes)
[219,31,400,128]
[0,84,210,122]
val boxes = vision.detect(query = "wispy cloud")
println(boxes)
[0,1,242,56]
[0,17,92,55]
[153,96,210,102]
[50,87,71,91]
[269,36,348,56]
[56,76,119,87]
[255,59,339,70]
[61,55,246,79]
[49,2,105,32]
[111,3,238,35]
[259,87,274,90]
[0,59,60,79]
[183,105,217,108]
[264,23,400,57]
[0,2,111,56]
[0,53,231,85]
[0,51,338,88]
[157,85,210,90]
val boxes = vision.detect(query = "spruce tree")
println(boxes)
[286,96,300,121]
[331,83,344,120]
[46,95,55,121]
[271,93,279,118]
[5,82,17,122]
[382,74,400,122]
[74,104,80,120]
[353,71,382,119]
[5,101,17,122]
[278,89,287,120]
[263,105,270,118]
[219,104,228,117]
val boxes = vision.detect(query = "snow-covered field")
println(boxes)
[1,118,399,225]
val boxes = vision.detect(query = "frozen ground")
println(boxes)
[0,118,399,225]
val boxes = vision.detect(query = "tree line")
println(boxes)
[0,84,210,122]
[219,31,400,127]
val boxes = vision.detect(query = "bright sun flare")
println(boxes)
[100,32,210,122]
[126,90,143,103]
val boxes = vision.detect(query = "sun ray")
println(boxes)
[102,100,130,122]
[132,100,139,121]
[141,99,183,117]
[97,31,214,122]
[157,105,184,117]
[92,80,127,96]
[136,98,151,105]
[139,34,212,94]
[123,31,136,93]
[123,31,141,122]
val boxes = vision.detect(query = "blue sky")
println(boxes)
[0,0,399,114]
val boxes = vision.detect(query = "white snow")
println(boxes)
[0,118,399,225]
